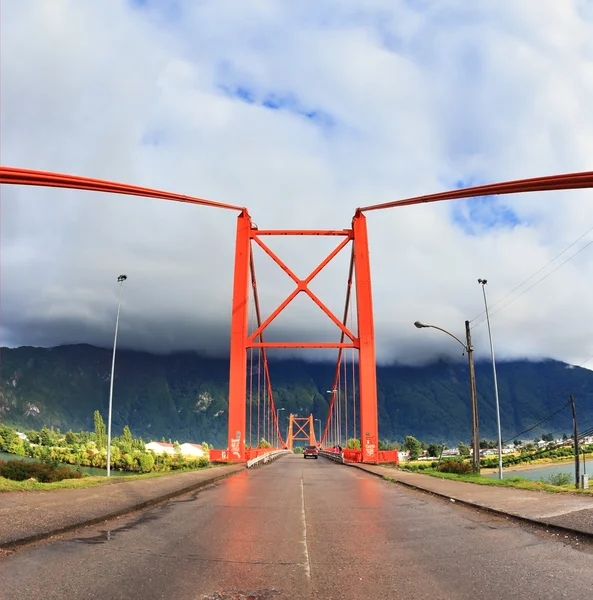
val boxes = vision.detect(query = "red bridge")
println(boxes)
[2,166,592,464]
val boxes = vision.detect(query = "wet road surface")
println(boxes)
[1,454,593,599]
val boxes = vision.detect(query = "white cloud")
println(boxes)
[1,0,592,369]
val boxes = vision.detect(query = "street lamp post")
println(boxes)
[107,274,127,477]
[326,389,337,446]
[414,320,480,474]
[478,278,503,480]
[277,408,285,448]
[315,418,322,444]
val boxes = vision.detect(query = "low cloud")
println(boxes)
[1,0,592,370]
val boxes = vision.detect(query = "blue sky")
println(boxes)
[1,0,592,369]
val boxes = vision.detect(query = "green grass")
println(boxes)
[387,468,593,495]
[0,464,218,492]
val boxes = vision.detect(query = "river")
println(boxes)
[485,459,591,484]
[0,451,136,477]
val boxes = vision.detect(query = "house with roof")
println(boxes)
[145,441,206,458]
[180,443,205,457]
[145,442,177,455]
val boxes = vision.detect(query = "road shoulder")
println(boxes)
[0,463,245,549]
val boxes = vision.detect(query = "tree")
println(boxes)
[132,437,146,451]
[427,443,442,458]
[93,410,107,450]
[120,425,133,452]
[403,436,422,460]
[39,426,57,447]
[65,430,78,445]
[514,439,522,447]
[458,442,470,457]
[347,438,361,450]
[542,433,554,442]
[25,429,41,444]
[139,453,155,473]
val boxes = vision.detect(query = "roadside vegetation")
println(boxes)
[0,412,212,480]
[0,458,84,483]
[384,470,593,494]
[398,434,593,469]
[0,463,212,491]
[396,455,593,494]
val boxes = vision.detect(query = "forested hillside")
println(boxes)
[1,345,592,447]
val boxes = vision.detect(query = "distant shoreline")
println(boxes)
[480,456,584,474]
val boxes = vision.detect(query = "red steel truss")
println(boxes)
[227,212,379,462]
[286,414,316,450]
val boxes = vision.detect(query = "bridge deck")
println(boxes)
[1,455,592,599]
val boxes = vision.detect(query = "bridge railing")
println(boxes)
[319,449,344,464]
[209,447,286,463]
[320,448,399,465]
[246,449,290,468]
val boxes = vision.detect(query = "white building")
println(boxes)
[145,441,205,458]
[180,443,205,457]
[145,442,177,455]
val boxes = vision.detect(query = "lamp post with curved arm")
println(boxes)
[107,274,127,477]
[277,407,286,447]
[414,320,480,474]
[478,278,503,479]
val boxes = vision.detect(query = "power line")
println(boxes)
[544,419,593,439]
[470,225,593,327]
[473,239,593,328]
[502,400,571,445]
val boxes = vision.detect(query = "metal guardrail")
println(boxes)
[246,449,291,469]
[319,450,344,464]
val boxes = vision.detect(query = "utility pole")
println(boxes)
[465,320,480,474]
[570,394,580,489]
[437,441,446,470]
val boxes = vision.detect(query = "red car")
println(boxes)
[303,445,319,459]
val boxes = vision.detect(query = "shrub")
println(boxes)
[196,456,209,468]
[138,453,155,473]
[546,472,572,486]
[0,459,84,483]
[438,459,472,474]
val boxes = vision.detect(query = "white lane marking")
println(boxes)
[300,475,311,581]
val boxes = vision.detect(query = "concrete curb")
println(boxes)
[1,465,245,550]
[341,461,593,541]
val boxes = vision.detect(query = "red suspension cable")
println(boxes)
[321,243,356,446]
[0,165,247,212]
[357,171,593,213]
[250,250,284,448]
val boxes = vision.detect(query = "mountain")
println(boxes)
[1,344,592,447]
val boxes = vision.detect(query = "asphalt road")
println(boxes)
[1,454,593,599]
